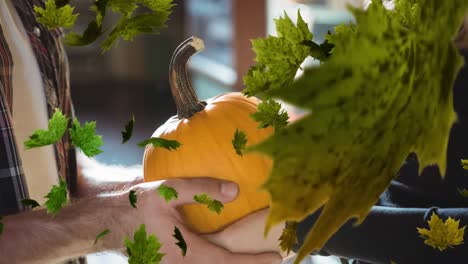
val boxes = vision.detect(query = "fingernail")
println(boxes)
[220,181,239,198]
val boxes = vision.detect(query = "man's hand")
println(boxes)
[204,208,287,257]
[0,178,282,264]
[114,178,282,264]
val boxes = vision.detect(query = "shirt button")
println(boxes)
[33,27,41,37]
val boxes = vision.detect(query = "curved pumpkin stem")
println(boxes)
[169,36,207,119]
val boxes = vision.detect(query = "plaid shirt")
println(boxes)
[0,1,77,218]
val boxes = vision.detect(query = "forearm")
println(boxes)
[0,194,136,264]
[76,153,143,197]
[295,206,468,263]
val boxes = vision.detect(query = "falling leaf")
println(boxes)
[94,229,110,245]
[279,221,298,255]
[458,188,468,197]
[417,212,466,251]
[21,199,40,209]
[173,226,187,256]
[193,193,224,214]
[44,179,68,215]
[157,185,178,202]
[138,138,181,151]
[232,129,247,156]
[129,190,138,208]
[121,116,135,143]
[125,224,165,264]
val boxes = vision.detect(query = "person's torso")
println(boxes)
[0,0,60,204]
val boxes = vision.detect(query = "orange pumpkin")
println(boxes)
[143,37,273,233]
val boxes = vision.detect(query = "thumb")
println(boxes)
[225,252,283,264]
[162,177,239,206]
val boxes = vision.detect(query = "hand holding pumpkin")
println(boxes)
[204,208,286,257]
[112,178,282,264]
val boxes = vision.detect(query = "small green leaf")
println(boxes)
[34,0,78,29]
[101,11,171,52]
[157,185,178,202]
[44,179,68,215]
[129,190,137,208]
[193,193,224,214]
[250,99,289,133]
[125,224,165,264]
[232,129,247,156]
[69,118,104,158]
[94,229,110,245]
[173,226,187,256]
[137,138,181,151]
[121,116,135,144]
[21,199,40,209]
[24,109,68,149]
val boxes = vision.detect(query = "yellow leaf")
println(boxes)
[461,159,468,170]
[457,188,468,197]
[417,212,466,251]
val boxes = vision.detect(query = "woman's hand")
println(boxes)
[204,208,288,258]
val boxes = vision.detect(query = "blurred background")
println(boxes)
[67,0,362,263]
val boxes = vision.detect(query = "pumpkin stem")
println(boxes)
[169,37,207,119]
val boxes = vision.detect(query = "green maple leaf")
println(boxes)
[69,118,104,158]
[129,190,138,208]
[232,129,247,156]
[157,185,178,202]
[101,0,174,52]
[173,226,187,256]
[34,0,78,29]
[94,229,110,245]
[250,99,289,133]
[21,199,40,209]
[121,116,135,144]
[44,179,68,215]
[137,138,181,151]
[417,212,466,251]
[64,0,108,46]
[24,109,68,149]
[245,2,468,263]
[243,11,312,97]
[193,193,224,214]
[125,224,165,264]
